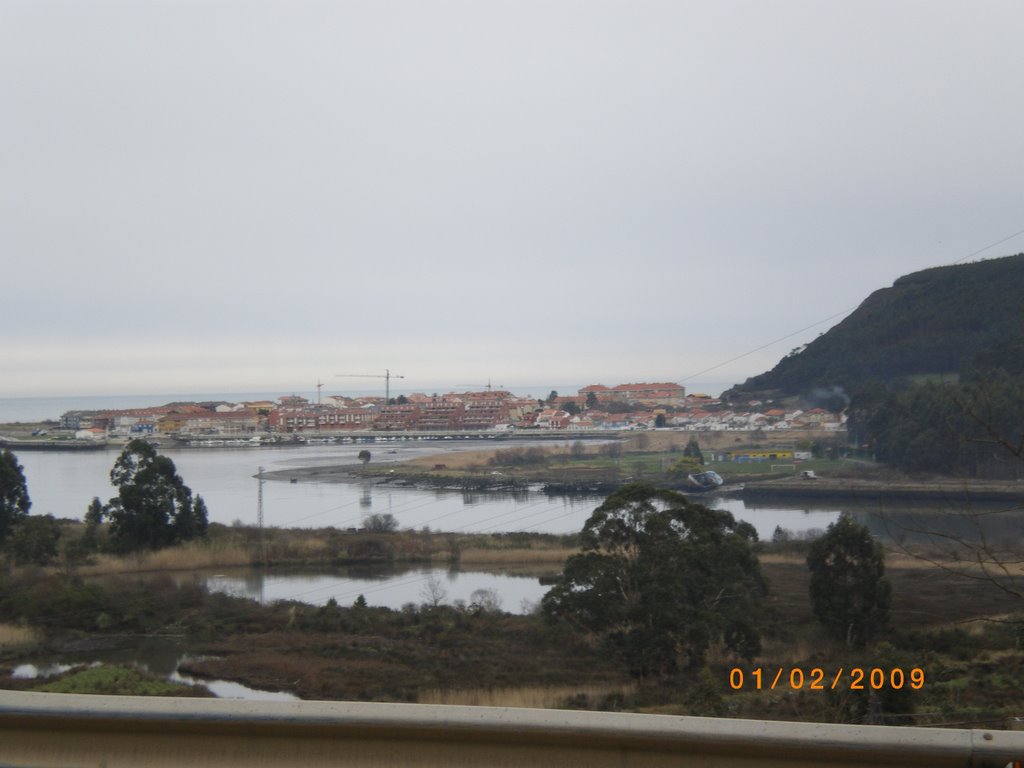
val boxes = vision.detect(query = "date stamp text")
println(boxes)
[728,667,925,691]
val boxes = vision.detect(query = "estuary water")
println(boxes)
[14,437,1024,547]
[12,439,844,538]
[9,438,850,615]
[197,565,554,614]
[8,433,1024,698]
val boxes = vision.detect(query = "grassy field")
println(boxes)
[28,665,209,697]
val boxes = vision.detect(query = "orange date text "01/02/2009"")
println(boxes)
[728,667,925,692]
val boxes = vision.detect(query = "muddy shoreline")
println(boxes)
[260,463,704,496]
[262,460,1024,504]
[743,476,1024,503]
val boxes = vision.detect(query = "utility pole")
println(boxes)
[335,369,406,402]
[315,380,324,433]
[256,466,265,565]
[456,380,500,392]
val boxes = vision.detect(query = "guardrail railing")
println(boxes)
[1,691,1022,768]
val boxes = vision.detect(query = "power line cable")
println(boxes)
[681,225,1024,386]
[681,307,857,383]
[951,226,1024,264]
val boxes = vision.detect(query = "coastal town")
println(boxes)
[46,382,846,443]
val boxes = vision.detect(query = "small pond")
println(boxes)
[194,565,552,614]
[7,636,298,701]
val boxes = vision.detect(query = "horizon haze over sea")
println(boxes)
[0,380,739,424]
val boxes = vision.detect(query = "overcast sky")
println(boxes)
[3,0,1023,399]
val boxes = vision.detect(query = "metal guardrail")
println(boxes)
[1,691,1022,768]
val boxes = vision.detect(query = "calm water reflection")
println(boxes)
[13,442,845,536]
[193,499,1024,614]
[5,637,294,701]
[736,495,1024,549]
[199,565,551,614]
[14,441,1024,542]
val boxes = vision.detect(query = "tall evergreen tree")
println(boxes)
[807,515,891,648]
[0,449,31,544]
[542,483,765,677]
[683,437,705,465]
[102,439,208,551]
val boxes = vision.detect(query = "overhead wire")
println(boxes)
[951,226,1024,264]
[118,222,1024,611]
[0,296,1006,716]
[22,226,1024,641]
[681,225,1024,385]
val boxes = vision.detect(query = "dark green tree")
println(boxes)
[542,483,766,677]
[0,449,31,544]
[357,449,372,465]
[853,360,1024,478]
[683,437,705,465]
[852,356,1024,602]
[586,391,599,409]
[83,496,104,551]
[84,496,104,527]
[102,439,208,552]
[363,512,398,532]
[6,514,61,566]
[667,456,703,477]
[174,495,208,542]
[684,666,727,717]
[807,515,891,648]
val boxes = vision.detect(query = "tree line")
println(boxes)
[0,439,208,566]
[848,350,1024,477]
[541,483,890,680]
[4,447,892,665]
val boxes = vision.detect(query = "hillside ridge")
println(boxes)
[728,253,1024,398]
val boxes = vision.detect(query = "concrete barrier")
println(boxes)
[1,691,1022,768]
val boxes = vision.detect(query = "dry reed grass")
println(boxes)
[757,553,808,565]
[404,449,500,470]
[0,623,37,648]
[761,549,1008,573]
[418,683,636,709]
[757,637,824,664]
[456,547,576,566]
[264,536,333,560]
[78,541,254,577]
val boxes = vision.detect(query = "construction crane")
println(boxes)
[335,369,405,402]
[455,380,502,392]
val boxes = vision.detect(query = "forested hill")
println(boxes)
[728,253,1024,399]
